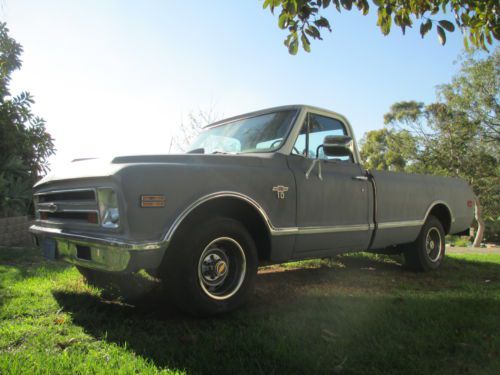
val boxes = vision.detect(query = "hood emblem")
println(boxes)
[272,185,289,200]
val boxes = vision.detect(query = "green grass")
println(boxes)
[1,248,499,374]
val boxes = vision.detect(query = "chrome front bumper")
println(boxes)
[30,225,168,273]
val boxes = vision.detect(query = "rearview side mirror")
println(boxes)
[319,135,353,158]
[307,135,354,181]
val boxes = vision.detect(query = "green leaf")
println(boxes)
[437,26,446,45]
[438,20,455,32]
[361,0,369,15]
[314,17,331,31]
[332,0,341,12]
[463,35,469,50]
[262,0,272,9]
[301,32,311,52]
[306,25,321,39]
[286,0,298,14]
[340,0,352,11]
[485,30,492,45]
[493,25,500,40]
[381,15,392,35]
[420,19,432,38]
[278,12,288,29]
[288,36,299,55]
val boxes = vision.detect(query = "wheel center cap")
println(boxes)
[429,240,435,249]
[216,261,227,276]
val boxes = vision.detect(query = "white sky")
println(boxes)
[2,1,469,171]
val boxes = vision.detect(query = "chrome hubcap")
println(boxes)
[198,237,246,300]
[200,252,229,285]
[426,227,442,262]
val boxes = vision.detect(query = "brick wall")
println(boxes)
[0,216,33,247]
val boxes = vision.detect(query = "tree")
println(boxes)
[437,51,499,142]
[359,128,417,172]
[261,0,500,54]
[169,108,221,153]
[0,22,55,217]
[361,50,499,245]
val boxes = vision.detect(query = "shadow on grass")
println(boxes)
[53,255,500,375]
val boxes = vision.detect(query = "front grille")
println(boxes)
[41,211,98,223]
[35,188,99,225]
[37,189,96,203]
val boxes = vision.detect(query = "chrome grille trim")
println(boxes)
[34,188,100,225]
[34,188,97,203]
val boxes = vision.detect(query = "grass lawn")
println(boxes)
[0,247,499,374]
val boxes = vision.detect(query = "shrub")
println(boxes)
[0,22,54,217]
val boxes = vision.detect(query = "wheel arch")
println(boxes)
[424,201,454,235]
[164,192,273,262]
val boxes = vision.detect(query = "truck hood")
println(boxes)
[34,158,124,187]
[35,153,270,187]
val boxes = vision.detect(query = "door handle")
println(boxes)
[353,176,368,181]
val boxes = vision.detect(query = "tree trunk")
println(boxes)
[472,196,484,248]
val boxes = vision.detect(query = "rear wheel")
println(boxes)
[404,215,445,271]
[161,217,258,316]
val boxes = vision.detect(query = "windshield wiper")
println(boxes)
[187,148,205,154]
[211,150,237,155]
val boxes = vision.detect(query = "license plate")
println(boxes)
[41,238,57,260]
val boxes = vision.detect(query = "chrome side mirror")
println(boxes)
[320,135,353,158]
[306,135,353,181]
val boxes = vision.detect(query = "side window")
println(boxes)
[292,113,351,161]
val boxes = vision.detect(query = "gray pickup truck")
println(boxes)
[30,105,475,315]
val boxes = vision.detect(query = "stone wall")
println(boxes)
[0,216,33,247]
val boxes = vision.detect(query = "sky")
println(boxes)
[2,0,470,170]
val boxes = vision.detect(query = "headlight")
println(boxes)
[97,188,120,228]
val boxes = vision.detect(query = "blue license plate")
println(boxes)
[41,238,57,260]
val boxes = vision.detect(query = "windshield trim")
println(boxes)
[204,106,301,130]
[193,108,300,154]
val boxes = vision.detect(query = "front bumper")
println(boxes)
[30,225,168,273]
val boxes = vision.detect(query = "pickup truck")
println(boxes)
[30,105,475,315]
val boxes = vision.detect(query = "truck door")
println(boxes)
[286,112,372,256]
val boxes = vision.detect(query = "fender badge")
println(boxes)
[141,195,166,207]
[272,185,289,200]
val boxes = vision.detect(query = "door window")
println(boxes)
[292,113,351,161]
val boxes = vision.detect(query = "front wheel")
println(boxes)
[161,217,258,316]
[404,215,445,271]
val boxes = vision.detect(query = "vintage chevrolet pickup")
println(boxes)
[30,105,475,315]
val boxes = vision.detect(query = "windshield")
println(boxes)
[189,110,298,154]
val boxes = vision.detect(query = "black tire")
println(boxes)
[161,217,258,316]
[404,215,446,271]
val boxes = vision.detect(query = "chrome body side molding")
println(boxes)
[164,191,373,241]
[163,192,458,242]
[377,220,423,229]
